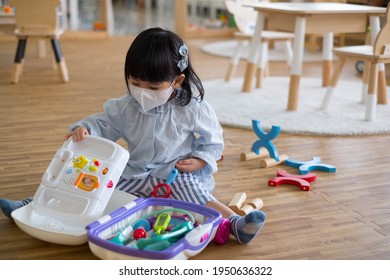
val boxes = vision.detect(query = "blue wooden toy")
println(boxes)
[251,119,281,161]
[285,157,336,174]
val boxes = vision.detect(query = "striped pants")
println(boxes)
[115,172,216,205]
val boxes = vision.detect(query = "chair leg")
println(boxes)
[360,61,371,104]
[225,40,243,82]
[11,37,27,84]
[366,62,378,121]
[377,65,388,104]
[50,38,69,83]
[321,56,345,110]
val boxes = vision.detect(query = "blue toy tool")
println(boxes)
[166,168,179,185]
[285,156,336,174]
[251,119,281,161]
[109,224,134,245]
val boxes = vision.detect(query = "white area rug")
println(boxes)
[204,77,390,136]
[201,40,323,62]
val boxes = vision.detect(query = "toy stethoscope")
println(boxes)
[151,168,178,198]
[110,207,196,250]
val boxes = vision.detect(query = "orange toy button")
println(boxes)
[3,5,12,13]
[74,173,99,191]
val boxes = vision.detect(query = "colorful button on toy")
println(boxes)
[89,166,98,172]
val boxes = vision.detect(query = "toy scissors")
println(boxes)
[151,168,178,198]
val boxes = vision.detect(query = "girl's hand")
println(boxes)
[175,158,207,173]
[64,126,89,142]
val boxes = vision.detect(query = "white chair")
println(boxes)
[9,0,69,84]
[224,0,294,88]
[321,3,390,121]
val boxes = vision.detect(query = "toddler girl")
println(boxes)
[0,27,265,244]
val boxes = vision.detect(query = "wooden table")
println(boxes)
[241,2,387,111]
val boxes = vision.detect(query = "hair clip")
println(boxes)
[177,44,189,72]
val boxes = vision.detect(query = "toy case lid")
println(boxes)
[11,136,131,245]
[12,189,137,245]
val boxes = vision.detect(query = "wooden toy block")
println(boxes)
[240,148,269,161]
[236,198,264,215]
[247,198,264,210]
[260,154,288,168]
[236,204,255,215]
[276,169,317,182]
[268,177,310,191]
[228,192,247,212]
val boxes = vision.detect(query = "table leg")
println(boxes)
[322,32,333,87]
[256,41,268,88]
[242,11,265,92]
[287,16,306,111]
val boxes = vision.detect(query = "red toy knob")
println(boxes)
[133,228,147,240]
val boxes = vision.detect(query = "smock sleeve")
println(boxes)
[68,98,124,142]
[191,101,224,175]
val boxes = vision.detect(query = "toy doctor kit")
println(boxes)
[11,136,130,245]
[86,198,231,260]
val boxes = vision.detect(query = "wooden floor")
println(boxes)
[0,35,389,260]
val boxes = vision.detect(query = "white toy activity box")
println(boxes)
[11,136,131,245]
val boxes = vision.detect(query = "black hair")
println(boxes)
[124,27,204,105]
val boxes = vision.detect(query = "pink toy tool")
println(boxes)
[11,136,131,245]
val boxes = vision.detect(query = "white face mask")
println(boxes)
[129,83,174,111]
